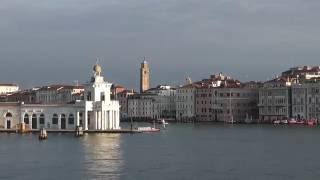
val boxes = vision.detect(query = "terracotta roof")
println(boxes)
[118,89,136,94]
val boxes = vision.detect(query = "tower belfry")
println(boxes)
[140,58,150,93]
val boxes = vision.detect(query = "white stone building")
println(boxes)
[0,63,120,130]
[0,84,19,95]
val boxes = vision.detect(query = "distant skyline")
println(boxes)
[1,0,320,90]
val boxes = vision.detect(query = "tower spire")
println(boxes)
[140,58,150,93]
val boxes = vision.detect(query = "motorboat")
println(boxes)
[306,119,317,126]
[288,119,297,124]
[296,120,305,125]
[273,120,281,124]
[136,127,160,132]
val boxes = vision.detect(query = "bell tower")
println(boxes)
[140,60,150,93]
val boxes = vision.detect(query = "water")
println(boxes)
[1,123,320,180]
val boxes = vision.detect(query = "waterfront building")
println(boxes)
[117,89,135,119]
[194,74,259,122]
[258,77,292,123]
[175,83,198,122]
[128,93,155,120]
[291,84,307,120]
[0,63,120,130]
[128,85,176,120]
[292,81,320,120]
[147,85,176,119]
[111,84,126,100]
[140,60,150,93]
[176,73,259,123]
[0,84,19,95]
[210,85,259,123]
[36,85,84,104]
[195,84,214,122]
[6,89,38,104]
[258,66,320,123]
[282,66,320,80]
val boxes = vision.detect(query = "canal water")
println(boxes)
[0,123,320,180]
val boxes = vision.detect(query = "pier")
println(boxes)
[0,129,142,134]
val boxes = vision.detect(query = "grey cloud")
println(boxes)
[0,0,320,89]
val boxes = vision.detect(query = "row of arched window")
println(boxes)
[23,113,75,125]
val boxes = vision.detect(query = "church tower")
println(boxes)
[140,60,150,93]
[83,61,120,131]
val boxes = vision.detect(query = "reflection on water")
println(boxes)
[81,134,123,180]
[2,124,320,180]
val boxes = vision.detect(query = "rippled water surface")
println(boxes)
[1,123,320,180]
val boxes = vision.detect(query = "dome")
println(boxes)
[93,64,102,74]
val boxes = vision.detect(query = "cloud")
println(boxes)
[0,0,320,89]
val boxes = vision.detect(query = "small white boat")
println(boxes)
[289,119,297,124]
[280,120,288,124]
[273,120,281,124]
[137,127,160,132]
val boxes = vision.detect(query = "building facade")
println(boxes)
[258,66,320,123]
[0,63,120,130]
[0,84,19,95]
[176,73,259,123]
[211,87,259,123]
[175,84,198,122]
[258,78,292,123]
[36,85,84,104]
[292,81,320,120]
[128,85,176,120]
[117,90,135,119]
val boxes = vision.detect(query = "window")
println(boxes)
[87,91,92,101]
[101,92,105,101]
[40,114,45,124]
[5,112,12,118]
[32,114,37,122]
[24,114,29,124]
[61,114,66,123]
[68,114,74,124]
[52,114,58,125]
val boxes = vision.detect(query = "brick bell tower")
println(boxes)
[140,59,150,93]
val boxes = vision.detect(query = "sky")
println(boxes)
[1,0,320,90]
